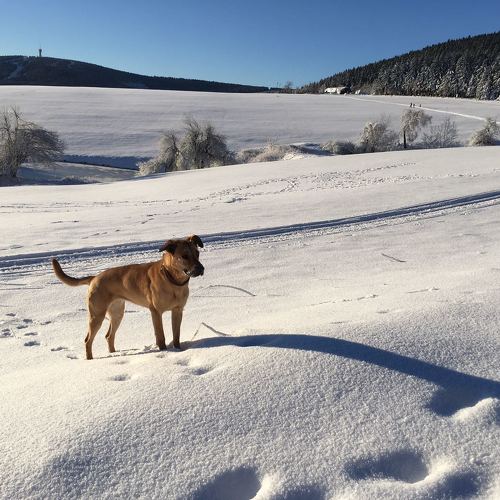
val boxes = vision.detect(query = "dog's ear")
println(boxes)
[159,240,177,254]
[187,234,204,248]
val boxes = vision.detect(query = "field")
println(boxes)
[0,87,499,499]
[0,86,499,168]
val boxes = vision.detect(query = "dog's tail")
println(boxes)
[51,258,94,287]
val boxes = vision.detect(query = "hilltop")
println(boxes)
[301,32,500,100]
[0,55,269,93]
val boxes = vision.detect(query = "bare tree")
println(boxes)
[468,117,500,146]
[358,117,398,153]
[421,117,459,148]
[401,108,432,149]
[0,107,64,177]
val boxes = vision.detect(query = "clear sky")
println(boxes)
[1,0,499,87]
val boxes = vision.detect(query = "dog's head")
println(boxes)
[159,235,204,277]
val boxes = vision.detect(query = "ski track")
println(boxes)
[1,188,499,275]
[344,95,500,124]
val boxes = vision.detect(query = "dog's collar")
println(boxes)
[161,265,190,287]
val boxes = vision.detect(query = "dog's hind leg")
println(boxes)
[105,300,125,354]
[85,292,108,360]
[85,311,105,360]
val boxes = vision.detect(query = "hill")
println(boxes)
[1,147,500,498]
[0,55,269,93]
[301,32,500,100]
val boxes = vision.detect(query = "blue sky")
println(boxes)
[1,0,498,87]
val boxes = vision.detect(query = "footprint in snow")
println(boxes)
[1,328,13,337]
[191,467,262,500]
[23,332,38,336]
[16,324,29,330]
[174,357,215,376]
[111,359,129,365]
[50,346,68,352]
[24,340,40,347]
[5,313,16,317]
[274,485,325,500]
[109,374,131,382]
[427,470,482,499]
[346,449,428,484]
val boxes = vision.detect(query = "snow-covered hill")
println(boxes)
[1,146,499,499]
[0,86,498,168]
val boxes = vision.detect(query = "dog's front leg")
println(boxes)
[150,307,167,350]
[171,308,183,349]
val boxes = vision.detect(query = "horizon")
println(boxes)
[1,1,499,87]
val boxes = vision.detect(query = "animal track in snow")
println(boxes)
[1,328,13,337]
[109,374,131,382]
[346,449,428,484]
[111,359,129,365]
[50,346,68,352]
[24,340,40,347]
[23,332,38,336]
[276,485,325,500]
[191,467,262,500]
[174,357,215,376]
[407,287,439,294]
[428,470,482,499]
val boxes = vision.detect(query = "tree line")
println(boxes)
[300,32,500,100]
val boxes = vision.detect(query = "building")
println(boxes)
[324,86,348,95]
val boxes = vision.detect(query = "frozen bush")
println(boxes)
[468,117,499,146]
[358,117,399,153]
[322,140,357,155]
[236,142,294,163]
[421,117,459,148]
[138,119,234,175]
[0,107,64,177]
[177,117,234,170]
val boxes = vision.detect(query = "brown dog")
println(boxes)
[51,235,204,360]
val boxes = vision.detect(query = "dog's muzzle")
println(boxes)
[186,263,204,277]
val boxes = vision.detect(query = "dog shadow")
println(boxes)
[186,333,500,417]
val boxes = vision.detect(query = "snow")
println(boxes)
[0,86,498,167]
[1,126,500,499]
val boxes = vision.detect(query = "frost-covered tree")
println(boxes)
[421,117,459,149]
[0,107,64,177]
[138,132,179,175]
[177,118,234,170]
[358,117,398,153]
[468,117,500,146]
[138,118,234,175]
[401,108,432,149]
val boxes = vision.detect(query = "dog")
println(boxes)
[51,235,204,360]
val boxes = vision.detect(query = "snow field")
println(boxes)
[0,86,498,168]
[1,144,499,498]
